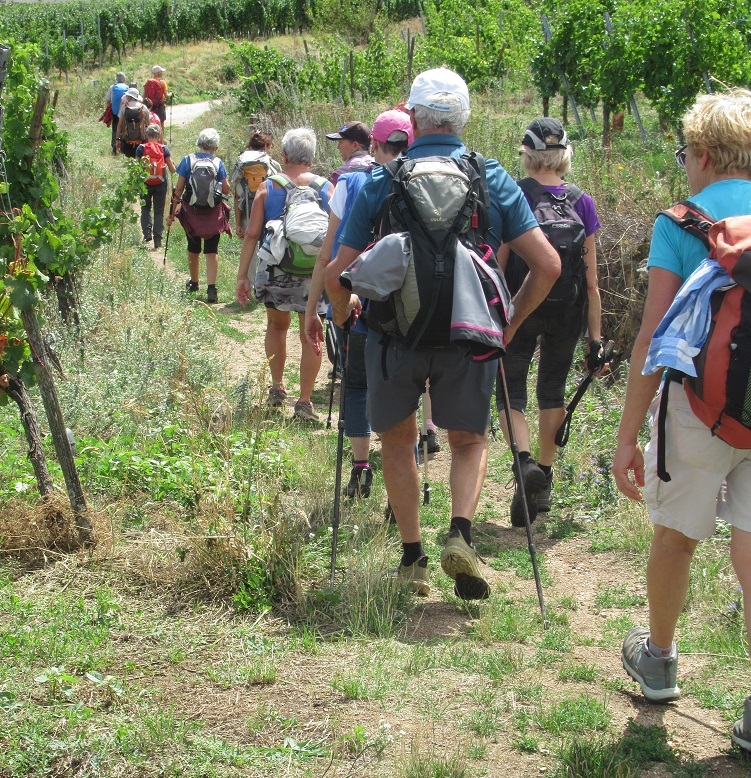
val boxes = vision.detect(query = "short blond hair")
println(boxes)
[520,145,572,176]
[683,88,751,175]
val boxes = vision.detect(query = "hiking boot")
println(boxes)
[732,696,751,752]
[537,470,554,513]
[266,386,287,408]
[206,286,218,304]
[390,555,430,596]
[426,428,441,454]
[185,279,199,293]
[143,234,152,243]
[440,529,490,600]
[154,238,162,250]
[621,626,680,702]
[345,466,373,499]
[293,400,319,421]
[510,458,546,527]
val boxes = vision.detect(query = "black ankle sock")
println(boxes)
[450,516,472,546]
[207,284,217,290]
[401,541,425,567]
[539,464,552,476]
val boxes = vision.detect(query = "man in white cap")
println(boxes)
[144,66,169,124]
[325,68,560,600]
[116,87,149,159]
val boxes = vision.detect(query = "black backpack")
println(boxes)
[123,105,146,145]
[505,178,587,310]
[184,154,222,209]
[367,153,492,349]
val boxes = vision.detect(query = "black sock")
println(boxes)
[207,284,217,290]
[519,451,532,462]
[401,541,425,567]
[450,516,472,546]
[539,464,552,476]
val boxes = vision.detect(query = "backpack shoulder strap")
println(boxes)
[308,175,328,193]
[462,151,489,208]
[564,183,584,206]
[660,200,715,249]
[269,173,296,193]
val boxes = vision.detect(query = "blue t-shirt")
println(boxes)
[176,152,228,182]
[339,134,538,253]
[647,179,751,281]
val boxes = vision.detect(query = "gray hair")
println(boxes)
[413,95,470,136]
[196,128,220,151]
[116,71,127,83]
[282,127,317,165]
[145,124,161,139]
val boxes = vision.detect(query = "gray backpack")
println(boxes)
[185,154,222,208]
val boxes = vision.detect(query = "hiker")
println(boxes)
[326,121,374,186]
[612,89,751,753]
[105,71,128,155]
[232,129,281,240]
[142,97,163,135]
[325,68,560,598]
[167,128,231,304]
[144,65,169,125]
[305,109,413,497]
[116,88,149,159]
[236,127,332,421]
[496,118,603,526]
[135,124,177,250]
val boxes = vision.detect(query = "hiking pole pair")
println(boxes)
[330,322,350,588]
[555,340,615,447]
[325,321,339,430]
[498,359,549,629]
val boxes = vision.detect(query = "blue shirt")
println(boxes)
[176,152,228,182]
[648,179,751,281]
[338,134,538,253]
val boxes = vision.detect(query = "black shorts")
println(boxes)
[186,234,220,254]
[497,304,584,413]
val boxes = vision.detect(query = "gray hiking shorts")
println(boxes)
[364,331,495,435]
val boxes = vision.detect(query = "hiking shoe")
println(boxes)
[293,400,319,421]
[154,238,162,250]
[345,466,373,499]
[621,626,680,702]
[510,458,546,527]
[206,286,218,304]
[266,386,287,408]
[537,470,554,513]
[732,696,751,752]
[143,234,152,243]
[185,279,199,293]
[426,428,441,454]
[390,555,430,596]
[440,528,490,600]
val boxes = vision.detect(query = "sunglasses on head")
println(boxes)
[675,144,687,168]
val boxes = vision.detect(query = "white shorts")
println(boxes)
[643,380,751,540]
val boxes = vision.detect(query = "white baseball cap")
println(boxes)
[405,68,470,113]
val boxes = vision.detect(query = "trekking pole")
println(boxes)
[420,393,431,505]
[498,359,549,629]
[325,322,339,430]
[330,322,350,588]
[163,187,176,266]
[555,340,614,448]
[168,92,173,145]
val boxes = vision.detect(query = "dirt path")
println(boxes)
[164,99,223,129]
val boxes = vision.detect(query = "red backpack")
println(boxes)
[143,78,164,107]
[656,203,751,480]
[142,141,166,185]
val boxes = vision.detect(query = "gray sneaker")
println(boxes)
[621,626,680,702]
[266,386,287,408]
[732,695,751,752]
[440,529,489,600]
[390,556,430,596]
[537,470,553,513]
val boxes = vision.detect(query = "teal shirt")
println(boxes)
[338,134,538,253]
[647,179,751,281]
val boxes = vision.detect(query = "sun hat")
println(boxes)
[325,121,371,147]
[521,118,569,150]
[125,87,141,103]
[371,110,413,145]
[152,65,166,74]
[405,68,470,113]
